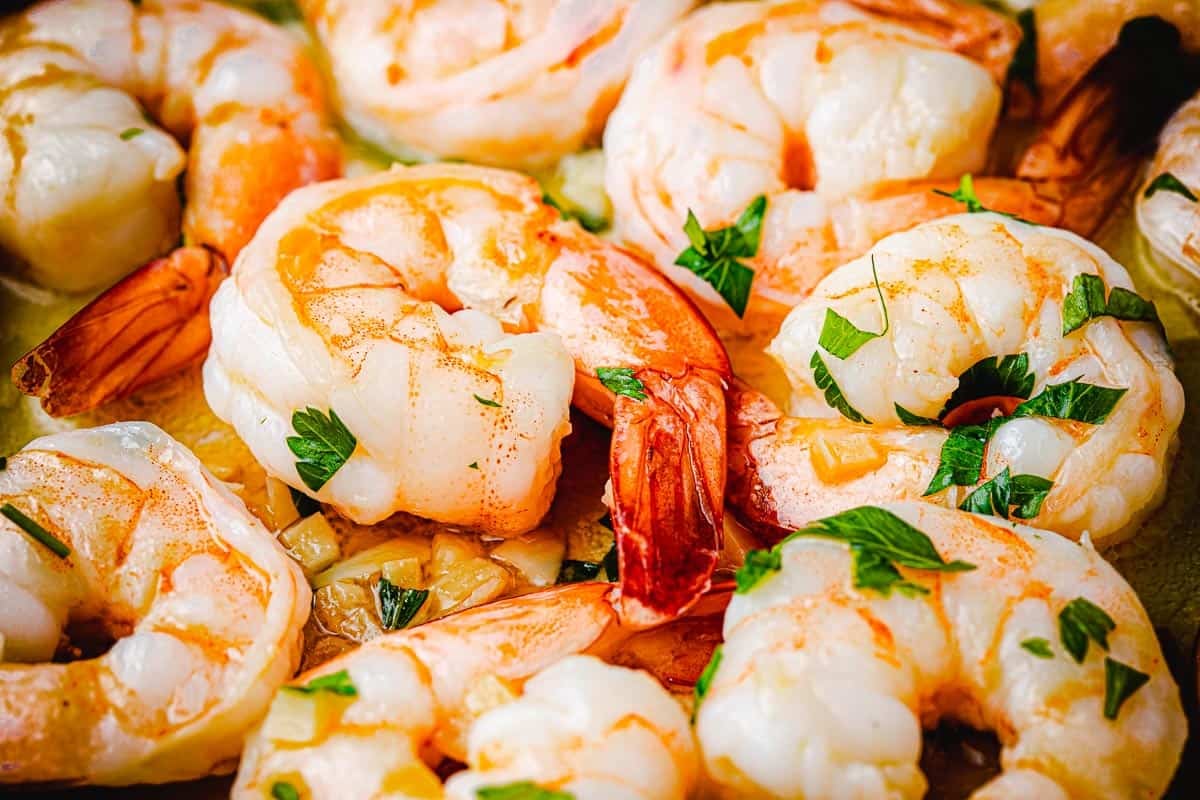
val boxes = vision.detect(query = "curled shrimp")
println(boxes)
[1136,91,1200,279]
[603,0,1191,330]
[0,0,339,291]
[231,583,700,800]
[298,0,697,169]
[0,422,310,786]
[201,163,731,625]
[696,502,1186,798]
[729,214,1183,547]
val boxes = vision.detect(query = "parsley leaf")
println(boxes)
[933,174,1036,224]
[1058,597,1115,663]
[922,421,999,495]
[958,467,1053,520]
[285,669,358,697]
[1103,657,1150,720]
[674,196,765,317]
[1020,637,1054,658]
[851,545,929,597]
[1013,379,1126,424]
[542,192,607,233]
[818,257,889,359]
[734,547,783,594]
[476,782,574,800]
[692,644,723,722]
[810,351,871,423]
[596,367,647,401]
[120,127,144,141]
[1144,172,1198,202]
[287,408,357,492]
[474,394,502,408]
[242,0,303,24]
[1007,9,1038,96]
[271,782,301,800]
[940,353,1036,418]
[894,404,942,426]
[378,579,428,630]
[557,559,603,583]
[1,503,70,558]
[468,461,479,470]
[1061,273,1161,336]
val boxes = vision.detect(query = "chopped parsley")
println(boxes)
[287,408,357,492]
[674,196,765,317]
[922,421,999,496]
[692,644,723,722]
[596,367,647,401]
[933,174,1036,224]
[817,257,889,359]
[1058,597,1115,664]
[473,394,502,408]
[939,353,1035,419]
[1012,379,1126,424]
[1143,172,1197,202]
[468,462,480,470]
[1061,273,1161,336]
[734,547,783,594]
[958,467,1053,520]
[1104,658,1150,720]
[476,782,574,800]
[542,192,607,233]
[242,0,303,24]
[894,404,941,426]
[119,127,144,141]
[1020,637,1054,659]
[271,781,300,800]
[557,559,603,583]
[810,351,870,424]
[378,579,428,630]
[1,503,70,558]
[285,669,358,697]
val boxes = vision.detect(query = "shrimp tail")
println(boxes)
[12,246,227,418]
[610,367,726,627]
[726,380,792,543]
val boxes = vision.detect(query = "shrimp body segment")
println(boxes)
[300,0,697,169]
[232,584,700,800]
[0,423,310,786]
[697,502,1186,799]
[733,214,1182,546]
[1137,91,1200,277]
[0,0,339,291]
[205,163,731,624]
[603,0,1026,326]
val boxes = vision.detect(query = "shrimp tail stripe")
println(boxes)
[0,502,70,558]
[1058,597,1116,664]
[674,196,766,318]
[1144,172,1198,202]
[476,782,575,800]
[1104,658,1150,720]
[810,351,870,424]
[286,407,357,492]
[959,467,1053,520]
[933,174,1038,225]
[378,578,428,630]
[284,669,358,698]
[596,367,647,401]
[692,644,724,723]
[819,257,889,360]
[735,506,974,596]
[1062,274,1162,336]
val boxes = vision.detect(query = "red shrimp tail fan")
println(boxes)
[609,367,726,628]
[12,246,228,418]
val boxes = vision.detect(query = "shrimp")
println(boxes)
[0,0,339,291]
[0,422,310,786]
[298,0,697,169]
[231,583,700,800]
[729,214,1183,547]
[603,0,1191,331]
[695,502,1186,799]
[200,163,731,625]
[1136,91,1200,278]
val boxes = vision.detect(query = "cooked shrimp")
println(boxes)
[1136,91,1200,277]
[604,0,1189,330]
[730,214,1182,547]
[0,0,339,291]
[299,0,696,169]
[200,163,730,624]
[696,502,1186,799]
[0,422,310,786]
[231,583,700,800]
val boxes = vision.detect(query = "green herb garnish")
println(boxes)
[1058,597,1115,663]
[922,421,998,495]
[285,669,358,697]
[692,644,723,722]
[1020,637,1054,658]
[287,408,357,492]
[674,196,765,317]
[933,174,1036,224]
[468,462,480,470]
[817,257,889,359]
[894,404,942,426]
[378,579,428,630]
[1013,379,1126,424]
[1144,172,1198,202]
[810,351,870,423]
[120,127,144,141]
[1061,273,1161,336]
[476,782,574,800]
[271,781,301,800]
[474,394,502,408]
[734,546,784,594]
[1,503,70,558]
[958,467,1053,520]
[542,192,607,233]
[1103,657,1150,720]
[940,353,1035,418]
[596,367,647,401]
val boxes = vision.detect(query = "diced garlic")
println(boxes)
[279,514,341,576]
